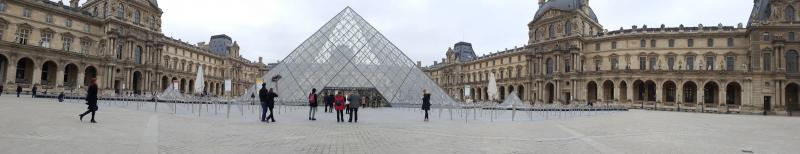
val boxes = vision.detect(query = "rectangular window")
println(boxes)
[0,24,5,39]
[14,28,30,45]
[84,24,91,32]
[116,44,123,59]
[790,32,796,41]
[39,33,52,48]
[65,19,72,27]
[667,57,675,71]
[668,39,675,47]
[650,40,656,48]
[687,56,695,71]
[639,56,646,70]
[611,57,619,70]
[611,42,617,49]
[45,14,53,23]
[0,2,6,12]
[727,38,734,47]
[80,40,91,54]
[688,39,694,47]
[640,40,646,48]
[595,43,600,51]
[22,8,31,18]
[706,56,715,70]
[649,57,657,70]
[565,59,571,72]
[62,37,72,51]
[725,56,735,71]
[763,32,770,41]
[595,59,601,71]
[763,53,772,71]
[707,39,714,47]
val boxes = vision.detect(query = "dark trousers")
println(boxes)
[324,103,331,112]
[17,92,20,97]
[261,104,268,121]
[348,108,358,122]
[336,110,344,122]
[266,105,275,121]
[424,110,429,120]
[80,103,98,121]
[32,91,36,98]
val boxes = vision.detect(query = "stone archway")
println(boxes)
[180,78,187,93]
[64,64,79,89]
[161,76,169,91]
[633,80,645,101]
[132,71,142,95]
[683,81,698,103]
[517,85,524,100]
[189,79,195,94]
[499,86,505,100]
[602,80,614,101]
[15,57,35,85]
[786,83,800,111]
[619,81,628,102]
[0,54,8,84]
[645,80,657,102]
[587,81,598,103]
[704,82,719,104]
[726,82,742,105]
[545,83,555,104]
[84,66,97,87]
[663,81,677,103]
[41,61,58,86]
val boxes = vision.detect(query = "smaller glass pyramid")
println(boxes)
[261,7,456,107]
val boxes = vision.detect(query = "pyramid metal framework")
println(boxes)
[262,7,456,107]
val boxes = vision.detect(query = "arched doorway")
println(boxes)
[725,82,742,105]
[545,83,555,104]
[189,79,195,94]
[132,71,142,95]
[786,83,800,111]
[619,81,628,102]
[0,54,8,84]
[84,66,97,87]
[602,80,614,101]
[64,64,79,89]
[587,81,598,103]
[633,80,645,102]
[15,57,34,84]
[499,86,505,100]
[683,81,697,103]
[41,61,58,86]
[645,80,657,102]
[476,88,482,101]
[704,82,719,104]
[508,86,514,95]
[663,81,677,103]
[161,76,169,91]
[180,78,187,93]
[517,85,524,100]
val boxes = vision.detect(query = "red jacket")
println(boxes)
[334,95,346,111]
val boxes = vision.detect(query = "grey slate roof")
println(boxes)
[533,0,598,23]
[749,0,770,26]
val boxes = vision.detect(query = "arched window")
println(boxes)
[117,4,125,19]
[546,58,554,74]
[565,22,572,36]
[548,24,555,39]
[134,10,141,24]
[787,50,799,73]
[135,46,143,64]
[787,6,796,22]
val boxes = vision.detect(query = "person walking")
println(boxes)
[308,88,318,121]
[324,92,334,113]
[16,85,22,98]
[334,91,346,122]
[422,89,431,122]
[58,92,65,102]
[348,92,361,123]
[0,85,4,96]
[31,85,37,98]
[258,83,278,123]
[79,78,99,123]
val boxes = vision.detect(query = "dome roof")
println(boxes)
[533,0,598,23]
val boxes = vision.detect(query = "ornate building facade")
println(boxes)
[0,0,266,96]
[424,0,800,114]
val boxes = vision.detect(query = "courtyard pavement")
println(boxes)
[0,94,798,154]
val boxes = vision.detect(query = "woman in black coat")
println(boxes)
[422,89,431,122]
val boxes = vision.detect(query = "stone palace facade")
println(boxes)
[424,0,800,115]
[0,0,266,96]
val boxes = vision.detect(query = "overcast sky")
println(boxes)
[71,0,754,66]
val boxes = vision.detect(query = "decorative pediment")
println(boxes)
[60,32,74,38]
[39,27,55,33]
[79,36,94,42]
[17,23,33,29]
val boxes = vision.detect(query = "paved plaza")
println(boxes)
[0,95,798,154]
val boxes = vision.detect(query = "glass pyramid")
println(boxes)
[262,7,456,107]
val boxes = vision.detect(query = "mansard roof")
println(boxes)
[533,0,598,23]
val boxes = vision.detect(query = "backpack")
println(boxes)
[308,94,316,103]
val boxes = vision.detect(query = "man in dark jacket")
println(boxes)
[0,85,4,96]
[324,92,334,113]
[79,78,99,123]
[16,85,22,97]
[348,92,361,123]
[31,85,37,98]
[259,84,278,122]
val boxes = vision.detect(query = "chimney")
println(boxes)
[416,61,422,67]
[259,57,263,63]
[434,61,438,65]
[69,0,79,8]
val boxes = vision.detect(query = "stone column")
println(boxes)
[719,83,726,106]
[4,58,15,86]
[627,82,634,103]
[76,71,85,90]
[676,82,683,104]
[656,82,663,103]
[614,81,621,102]
[55,66,64,87]
[31,63,42,85]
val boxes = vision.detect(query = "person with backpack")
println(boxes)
[308,88,318,121]
[422,89,431,122]
[334,91,346,122]
[324,93,334,113]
